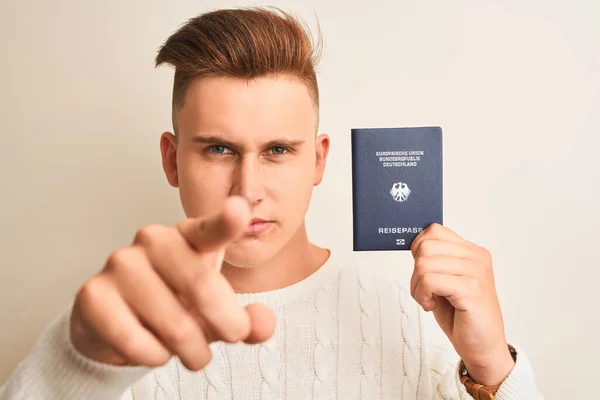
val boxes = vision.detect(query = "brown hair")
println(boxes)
[155,6,323,134]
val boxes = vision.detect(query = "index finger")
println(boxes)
[176,196,251,253]
[410,223,468,258]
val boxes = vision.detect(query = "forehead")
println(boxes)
[176,75,318,140]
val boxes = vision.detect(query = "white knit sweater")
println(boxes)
[0,249,544,399]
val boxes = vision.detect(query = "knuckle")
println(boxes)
[77,277,106,309]
[428,223,443,234]
[134,225,168,249]
[414,256,429,273]
[106,248,137,271]
[106,249,141,276]
[480,246,492,261]
[418,240,436,256]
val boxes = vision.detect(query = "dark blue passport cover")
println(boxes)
[351,126,443,251]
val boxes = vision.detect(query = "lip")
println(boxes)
[244,218,273,235]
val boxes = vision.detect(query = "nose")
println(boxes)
[230,155,265,207]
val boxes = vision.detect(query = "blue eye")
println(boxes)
[270,146,286,155]
[209,145,230,154]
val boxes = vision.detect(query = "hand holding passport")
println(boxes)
[351,130,518,390]
[351,126,443,251]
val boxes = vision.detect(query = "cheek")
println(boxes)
[269,159,314,215]
[178,156,232,217]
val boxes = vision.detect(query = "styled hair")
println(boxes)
[155,6,323,134]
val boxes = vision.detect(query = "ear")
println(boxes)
[160,132,179,188]
[313,133,330,186]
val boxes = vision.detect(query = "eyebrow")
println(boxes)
[190,135,237,148]
[189,134,305,148]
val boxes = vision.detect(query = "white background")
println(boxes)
[1,0,598,398]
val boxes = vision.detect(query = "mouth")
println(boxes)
[244,218,274,235]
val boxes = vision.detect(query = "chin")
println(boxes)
[223,220,302,268]
[223,238,282,268]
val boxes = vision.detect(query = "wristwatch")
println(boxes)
[459,345,517,400]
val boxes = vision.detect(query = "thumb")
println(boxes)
[243,303,276,344]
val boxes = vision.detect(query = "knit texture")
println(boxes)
[0,249,544,399]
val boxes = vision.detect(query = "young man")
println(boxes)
[0,7,544,399]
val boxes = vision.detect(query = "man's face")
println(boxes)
[160,75,329,267]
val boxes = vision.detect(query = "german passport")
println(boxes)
[351,126,443,251]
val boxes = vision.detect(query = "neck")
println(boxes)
[221,223,329,294]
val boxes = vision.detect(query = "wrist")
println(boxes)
[461,345,516,386]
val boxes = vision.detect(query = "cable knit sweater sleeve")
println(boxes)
[417,306,546,400]
[0,304,151,400]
